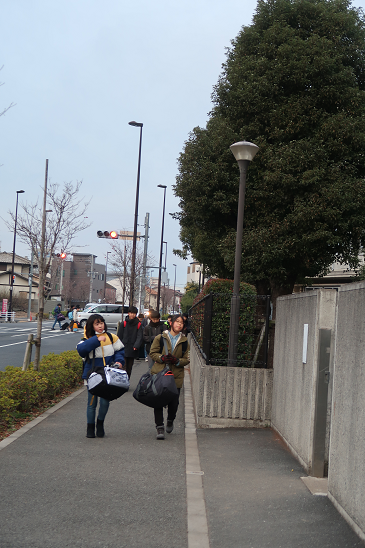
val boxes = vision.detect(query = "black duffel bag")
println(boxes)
[133,367,178,408]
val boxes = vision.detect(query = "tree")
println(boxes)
[180,282,200,312]
[174,0,365,305]
[0,65,15,119]
[6,180,90,368]
[108,238,156,307]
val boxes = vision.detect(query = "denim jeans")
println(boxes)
[87,391,109,423]
[52,317,62,329]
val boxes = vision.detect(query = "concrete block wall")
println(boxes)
[327,282,365,540]
[189,336,273,428]
[271,289,337,473]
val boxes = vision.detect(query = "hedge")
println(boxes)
[190,279,258,366]
[0,350,83,426]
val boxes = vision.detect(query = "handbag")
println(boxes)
[87,348,130,401]
[133,366,178,408]
[57,313,65,321]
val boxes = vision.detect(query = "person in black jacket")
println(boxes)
[117,306,143,379]
[143,310,165,370]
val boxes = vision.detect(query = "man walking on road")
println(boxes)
[51,303,63,331]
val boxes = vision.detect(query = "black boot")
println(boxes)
[86,423,95,438]
[96,419,105,438]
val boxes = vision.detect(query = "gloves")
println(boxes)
[161,353,178,365]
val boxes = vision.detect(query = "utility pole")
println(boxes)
[34,160,48,370]
[139,213,149,313]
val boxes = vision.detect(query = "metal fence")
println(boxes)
[189,293,272,368]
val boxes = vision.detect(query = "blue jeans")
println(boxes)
[52,317,62,329]
[87,391,109,423]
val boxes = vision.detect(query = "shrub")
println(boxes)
[190,278,257,366]
[0,350,83,427]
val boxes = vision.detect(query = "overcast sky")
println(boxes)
[1,0,364,291]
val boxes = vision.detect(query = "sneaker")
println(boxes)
[166,420,174,434]
[156,426,165,440]
[145,357,149,362]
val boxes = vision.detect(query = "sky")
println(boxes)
[1,0,364,291]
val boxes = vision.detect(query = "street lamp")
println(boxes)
[173,264,177,314]
[104,251,111,301]
[129,120,143,306]
[157,184,167,313]
[227,141,259,366]
[8,190,25,320]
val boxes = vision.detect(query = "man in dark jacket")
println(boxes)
[143,310,165,370]
[117,306,143,379]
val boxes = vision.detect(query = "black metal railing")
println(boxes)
[189,293,272,368]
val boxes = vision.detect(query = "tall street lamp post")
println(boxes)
[104,251,111,301]
[128,120,143,306]
[157,184,167,313]
[227,141,259,366]
[8,190,25,320]
[173,263,177,314]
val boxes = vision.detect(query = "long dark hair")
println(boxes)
[85,314,108,338]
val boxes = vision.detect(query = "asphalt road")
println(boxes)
[0,321,94,371]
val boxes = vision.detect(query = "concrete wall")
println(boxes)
[189,336,273,428]
[271,290,337,473]
[327,282,365,540]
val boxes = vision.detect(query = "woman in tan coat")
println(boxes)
[149,314,190,440]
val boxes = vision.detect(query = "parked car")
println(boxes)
[77,304,129,328]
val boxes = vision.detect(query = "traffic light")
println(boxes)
[97,230,119,239]
[60,252,66,259]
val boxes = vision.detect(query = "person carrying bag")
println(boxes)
[148,314,190,440]
[77,313,125,439]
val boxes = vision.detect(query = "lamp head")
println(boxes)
[230,141,259,162]
[129,121,143,127]
[157,184,167,189]
[17,190,25,194]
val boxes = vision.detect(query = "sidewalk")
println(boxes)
[0,362,364,548]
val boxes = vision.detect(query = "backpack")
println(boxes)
[123,320,141,329]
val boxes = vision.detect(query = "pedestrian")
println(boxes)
[138,313,149,359]
[164,314,172,330]
[149,314,190,440]
[143,310,165,370]
[182,313,190,336]
[51,303,63,330]
[66,308,74,332]
[116,306,143,379]
[77,313,125,438]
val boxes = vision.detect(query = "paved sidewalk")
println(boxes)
[1,362,364,548]
[0,360,187,548]
[197,428,364,547]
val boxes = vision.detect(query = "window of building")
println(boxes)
[192,264,195,273]
[187,267,190,274]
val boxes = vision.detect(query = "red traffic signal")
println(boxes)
[60,252,66,259]
[97,230,119,239]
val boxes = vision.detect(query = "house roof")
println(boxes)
[0,252,32,265]
[0,270,39,286]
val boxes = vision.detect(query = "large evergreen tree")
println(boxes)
[174,0,365,300]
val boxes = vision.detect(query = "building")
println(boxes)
[48,253,115,307]
[0,252,39,304]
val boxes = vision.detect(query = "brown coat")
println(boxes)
[149,331,190,389]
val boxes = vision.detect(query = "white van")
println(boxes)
[77,304,129,328]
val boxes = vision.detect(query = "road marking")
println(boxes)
[0,333,70,348]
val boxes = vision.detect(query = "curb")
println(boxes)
[0,386,86,451]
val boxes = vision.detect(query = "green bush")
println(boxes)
[191,279,257,366]
[0,350,83,426]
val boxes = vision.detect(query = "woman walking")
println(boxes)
[77,314,125,438]
[149,314,190,440]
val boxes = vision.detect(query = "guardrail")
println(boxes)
[0,311,16,322]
